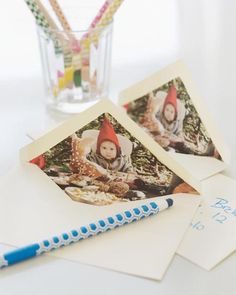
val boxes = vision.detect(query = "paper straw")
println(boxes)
[83,0,113,41]
[48,0,78,46]
[35,0,70,51]
[24,0,62,53]
[98,0,124,27]
[25,0,75,91]
[0,198,173,268]
[72,0,113,55]
[72,53,82,87]
[49,0,72,32]
[82,0,124,54]
[35,0,59,31]
[74,0,112,86]
[80,0,121,91]
[36,0,75,83]
[25,0,53,40]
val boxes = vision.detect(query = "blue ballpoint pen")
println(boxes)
[0,198,173,268]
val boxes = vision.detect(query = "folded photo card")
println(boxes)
[178,173,236,270]
[21,99,202,203]
[119,61,235,270]
[0,99,201,280]
[119,61,230,181]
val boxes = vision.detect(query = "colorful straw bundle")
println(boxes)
[24,0,124,94]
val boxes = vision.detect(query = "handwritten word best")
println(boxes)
[191,198,236,231]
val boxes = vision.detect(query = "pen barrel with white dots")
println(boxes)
[0,199,172,268]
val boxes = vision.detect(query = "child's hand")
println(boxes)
[169,134,183,143]
[155,136,170,148]
[95,174,111,182]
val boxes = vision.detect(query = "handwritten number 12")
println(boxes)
[212,212,227,224]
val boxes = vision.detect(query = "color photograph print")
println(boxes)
[124,77,221,159]
[29,113,198,206]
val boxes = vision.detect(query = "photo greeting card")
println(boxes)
[0,99,201,280]
[119,60,230,181]
[119,61,236,269]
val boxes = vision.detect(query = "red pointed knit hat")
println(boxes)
[96,116,121,154]
[163,84,178,117]
[30,155,45,169]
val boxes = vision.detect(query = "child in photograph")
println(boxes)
[140,84,219,157]
[86,116,134,173]
[70,116,134,176]
[141,84,186,152]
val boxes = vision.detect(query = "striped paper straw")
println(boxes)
[25,0,62,53]
[35,0,59,31]
[49,0,72,32]
[35,0,72,55]
[35,0,74,75]
[82,0,124,54]
[79,0,122,87]
[93,0,122,32]
[83,0,113,40]
[48,0,78,46]
[74,0,113,55]
[25,0,51,39]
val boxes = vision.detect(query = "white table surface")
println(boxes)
[0,0,236,294]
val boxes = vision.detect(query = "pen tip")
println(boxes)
[166,198,174,207]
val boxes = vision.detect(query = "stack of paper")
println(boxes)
[0,61,235,280]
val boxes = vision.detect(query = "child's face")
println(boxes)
[164,103,176,122]
[100,140,117,160]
